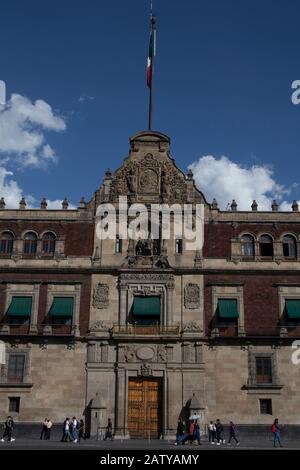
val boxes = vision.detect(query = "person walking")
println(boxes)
[179,419,196,445]
[272,418,283,448]
[78,419,85,442]
[104,418,113,441]
[71,417,78,443]
[228,421,239,445]
[40,418,48,440]
[215,419,224,445]
[1,416,15,442]
[174,418,185,445]
[208,421,216,444]
[194,420,201,445]
[61,418,72,442]
[45,419,52,440]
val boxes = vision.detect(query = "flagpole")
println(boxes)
[148,3,156,130]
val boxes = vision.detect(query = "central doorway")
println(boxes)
[128,377,163,439]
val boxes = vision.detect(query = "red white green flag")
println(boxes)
[147,25,156,88]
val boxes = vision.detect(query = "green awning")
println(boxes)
[285,300,300,319]
[133,296,160,316]
[7,296,32,317]
[49,297,74,317]
[217,299,239,319]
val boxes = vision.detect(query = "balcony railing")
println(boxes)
[112,324,180,336]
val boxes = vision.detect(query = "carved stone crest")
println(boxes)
[184,283,200,309]
[139,168,158,193]
[93,283,109,309]
[89,321,110,332]
[183,321,202,332]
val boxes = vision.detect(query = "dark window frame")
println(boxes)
[283,235,297,258]
[9,397,20,413]
[7,354,26,383]
[42,232,56,255]
[259,398,272,415]
[0,232,14,255]
[259,235,274,257]
[241,235,255,257]
[23,232,37,255]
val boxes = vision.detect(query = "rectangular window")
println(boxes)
[175,239,182,254]
[115,236,122,254]
[256,356,273,384]
[7,354,25,383]
[6,296,32,324]
[9,397,20,413]
[259,399,272,415]
[132,296,161,326]
[49,297,74,325]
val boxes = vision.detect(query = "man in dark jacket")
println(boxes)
[215,419,224,445]
[1,416,15,442]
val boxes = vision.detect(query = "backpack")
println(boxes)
[271,423,276,433]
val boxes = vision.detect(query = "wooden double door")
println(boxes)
[128,377,163,439]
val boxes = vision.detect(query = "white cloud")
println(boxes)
[0,93,66,168]
[79,94,94,103]
[0,168,76,209]
[190,155,296,211]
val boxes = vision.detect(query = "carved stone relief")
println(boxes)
[184,283,200,309]
[93,284,109,309]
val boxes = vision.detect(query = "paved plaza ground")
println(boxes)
[0,437,299,450]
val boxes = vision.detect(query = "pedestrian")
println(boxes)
[179,419,196,445]
[78,419,85,442]
[215,419,224,445]
[71,417,78,443]
[104,418,113,441]
[45,419,52,440]
[272,418,283,448]
[208,421,216,444]
[174,418,185,445]
[61,417,72,442]
[194,420,201,445]
[228,421,239,445]
[1,416,15,442]
[40,418,48,440]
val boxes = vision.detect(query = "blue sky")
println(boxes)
[0,0,300,209]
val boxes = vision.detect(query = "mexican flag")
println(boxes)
[147,26,156,88]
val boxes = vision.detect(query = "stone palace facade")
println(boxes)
[0,131,300,438]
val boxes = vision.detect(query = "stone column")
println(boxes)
[114,367,130,439]
[166,280,175,326]
[119,283,128,325]
[29,285,40,334]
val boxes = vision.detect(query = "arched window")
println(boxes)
[23,232,37,255]
[283,235,297,258]
[241,235,254,257]
[42,232,56,255]
[259,235,273,257]
[0,232,14,254]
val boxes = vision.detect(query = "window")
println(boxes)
[259,235,273,257]
[49,297,74,325]
[6,296,32,325]
[115,236,122,254]
[0,232,14,254]
[283,235,297,258]
[175,238,182,254]
[259,399,272,415]
[284,299,300,323]
[9,397,20,413]
[7,354,25,383]
[42,232,56,255]
[216,299,239,325]
[256,356,273,384]
[131,296,161,325]
[23,232,37,255]
[241,235,254,257]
